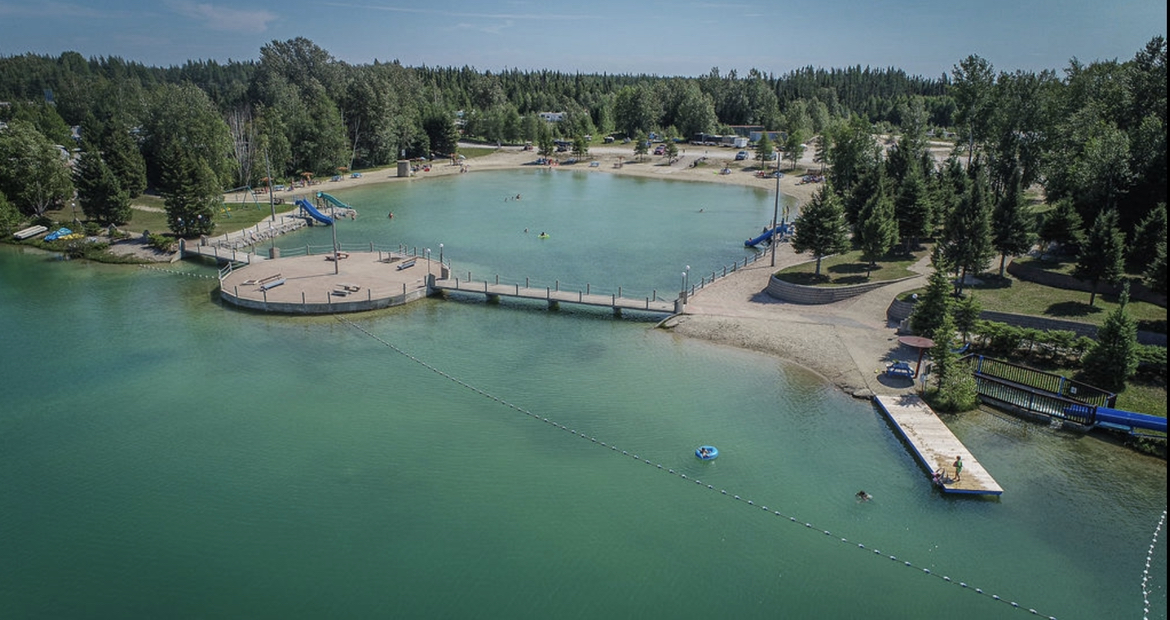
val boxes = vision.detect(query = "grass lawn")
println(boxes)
[460,146,497,159]
[899,272,1167,334]
[43,196,300,237]
[776,247,929,286]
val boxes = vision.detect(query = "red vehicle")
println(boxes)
[653,144,666,155]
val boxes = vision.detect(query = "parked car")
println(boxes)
[654,145,666,155]
[735,150,748,161]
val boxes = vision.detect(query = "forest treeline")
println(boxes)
[0,35,1164,277]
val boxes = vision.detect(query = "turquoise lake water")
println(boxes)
[0,170,1165,619]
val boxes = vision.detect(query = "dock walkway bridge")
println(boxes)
[966,355,1166,437]
[192,242,771,317]
[431,248,772,316]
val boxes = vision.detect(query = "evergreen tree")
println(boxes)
[1080,285,1139,392]
[633,131,649,161]
[823,114,878,199]
[572,134,589,159]
[1038,198,1085,256]
[755,133,775,168]
[791,183,850,276]
[991,166,1035,277]
[422,109,459,158]
[1145,241,1167,294]
[930,155,967,236]
[910,253,955,339]
[74,142,131,226]
[953,294,982,343]
[1127,203,1166,274]
[158,142,218,238]
[855,179,898,278]
[943,164,994,295]
[1073,208,1125,306]
[893,160,933,252]
[845,158,884,229]
[536,122,555,158]
[101,123,147,198]
[664,141,678,161]
[928,312,977,412]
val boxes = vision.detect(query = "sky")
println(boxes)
[0,0,1165,78]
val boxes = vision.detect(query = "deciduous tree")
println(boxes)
[0,120,74,217]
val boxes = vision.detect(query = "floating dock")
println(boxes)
[874,394,1003,496]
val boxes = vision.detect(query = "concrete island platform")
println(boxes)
[219,251,445,314]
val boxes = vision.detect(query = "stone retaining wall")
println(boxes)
[766,273,919,304]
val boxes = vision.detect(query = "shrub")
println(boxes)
[146,233,177,253]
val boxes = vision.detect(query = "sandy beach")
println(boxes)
[255,143,925,399]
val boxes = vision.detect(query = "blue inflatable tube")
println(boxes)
[695,445,719,460]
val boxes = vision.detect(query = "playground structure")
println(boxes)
[967,355,1166,437]
[295,198,333,225]
[744,223,793,248]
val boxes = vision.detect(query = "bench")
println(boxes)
[259,277,286,291]
[13,225,48,240]
[254,273,283,286]
[396,258,417,270]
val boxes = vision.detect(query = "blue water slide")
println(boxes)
[316,192,350,210]
[295,198,333,225]
[1093,407,1168,434]
[745,224,786,248]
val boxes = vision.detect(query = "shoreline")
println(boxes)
[250,144,920,399]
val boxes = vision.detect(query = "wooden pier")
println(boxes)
[432,278,680,315]
[874,394,1003,496]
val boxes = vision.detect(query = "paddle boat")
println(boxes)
[695,445,719,460]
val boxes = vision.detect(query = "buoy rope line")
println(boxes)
[138,264,218,280]
[337,315,1062,618]
[1142,510,1166,620]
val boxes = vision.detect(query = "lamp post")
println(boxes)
[439,243,444,273]
[425,248,431,280]
[771,163,781,267]
[681,265,690,302]
[330,215,339,275]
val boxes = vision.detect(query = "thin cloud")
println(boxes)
[452,20,516,35]
[0,1,131,19]
[323,2,599,21]
[166,1,279,32]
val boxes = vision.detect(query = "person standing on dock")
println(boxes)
[953,456,963,482]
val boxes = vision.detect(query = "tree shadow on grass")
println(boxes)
[828,262,875,285]
[1138,319,1167,334]
[1045,301,1105,319]
[777,272,831,286]
[969,275,1013,290]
